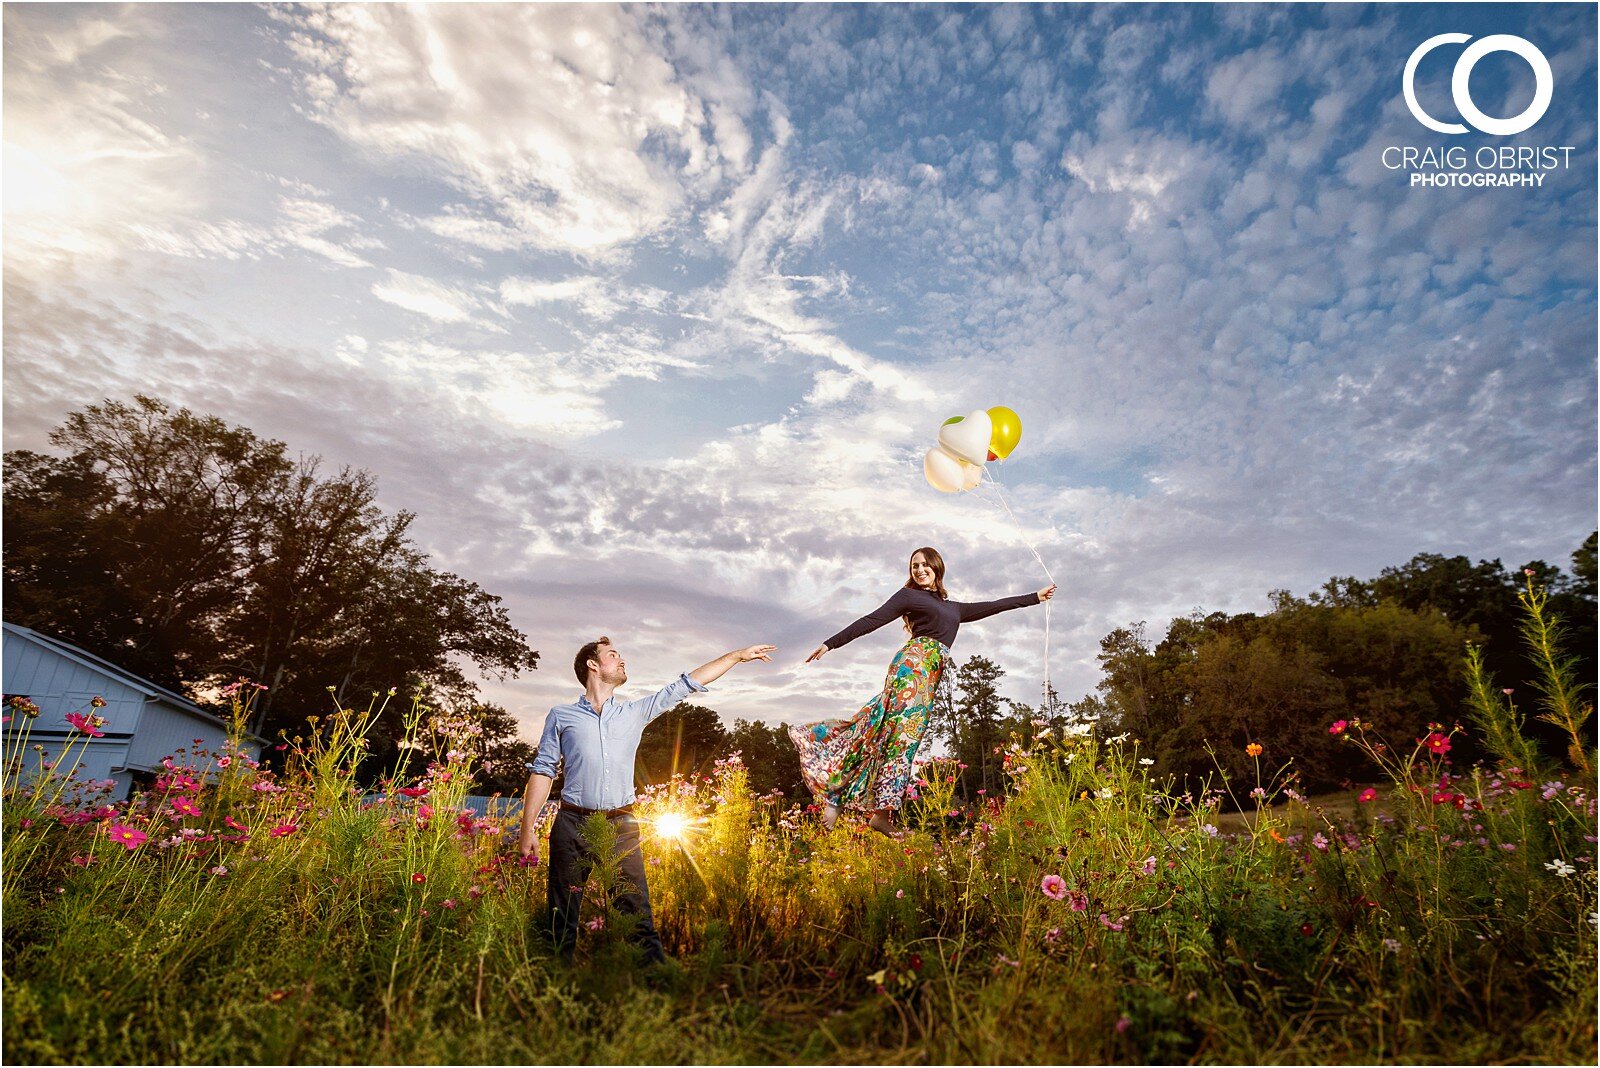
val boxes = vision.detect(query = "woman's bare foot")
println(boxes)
[821,803,839,832]
[867,812,908,840]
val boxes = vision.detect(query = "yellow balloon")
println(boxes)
[987,406,1022,461]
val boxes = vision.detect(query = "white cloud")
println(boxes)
[370,269,479,323]
[275,5,758,257]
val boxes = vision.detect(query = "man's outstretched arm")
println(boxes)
[690,644,777,686]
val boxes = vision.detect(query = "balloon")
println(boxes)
[923,446,968,493]
[959,459,983,490]
[938,409,992,465]
[943,415,964,426]
[987,406,1022,461]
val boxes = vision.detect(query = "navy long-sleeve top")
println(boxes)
[823,586,1041,651]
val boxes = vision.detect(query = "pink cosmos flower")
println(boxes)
[224,815,249,833]
[585,917,605,932]
[1328,720,1348,736]
[1098,913,1126,931]
[1068,890,1089,912]
[107,823,148,850]
[398,786,428,799]
[1423,733,1452,755]
[269,822,299,838]
[1358,788,1378,803]
[411,873,426,884]
[216,756,232,769]
[65,712,106,737]
[171,797,201,819]
[1040,874,1067,900]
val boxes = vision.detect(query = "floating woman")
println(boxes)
[790,546,1055,839]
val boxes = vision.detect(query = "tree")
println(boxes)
[2,396,539,748]
[4,397,291,687]
[941,655,1007,799]
[469,704,539,797]
[634,703,729,787]
[726,719,808,800]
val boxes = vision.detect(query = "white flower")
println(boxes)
[1545,859,1576,878]
[1097,787,1114,799]
[1108,732,1130,744]
[1139,758,1154,766]
[1202,824,1219,837]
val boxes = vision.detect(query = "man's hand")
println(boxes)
[805,644,828,663]
[1038,584,1057,602]
[691,644,777,686]
[517,846,540,868]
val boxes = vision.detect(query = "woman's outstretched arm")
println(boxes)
[955,584,1056,623]
[806,588,916,661]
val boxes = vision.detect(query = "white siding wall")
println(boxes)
[3,629,261,800]
[125,702,242,770]
[3,629,147,733]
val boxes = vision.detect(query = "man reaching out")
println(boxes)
[517,636,775,965]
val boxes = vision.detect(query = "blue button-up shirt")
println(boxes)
[528,672,709,810]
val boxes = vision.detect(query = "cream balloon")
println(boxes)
[937,409,993,465]
[959,459,983,490]
[923,445,967,493]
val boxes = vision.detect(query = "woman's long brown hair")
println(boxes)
[903,546,948,600]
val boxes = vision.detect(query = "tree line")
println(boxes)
[6,397,1591,802]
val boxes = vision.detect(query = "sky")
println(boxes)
[4,3,1596,741]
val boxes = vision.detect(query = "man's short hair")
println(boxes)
[574,637,612,686]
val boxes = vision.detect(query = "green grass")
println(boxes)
[5,599,1598,1067]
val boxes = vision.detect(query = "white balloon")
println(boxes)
[938,410,993,465]
[959,459,983,490]
[924,446,966,493]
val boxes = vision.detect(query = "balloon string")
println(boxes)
[980,468,1054,709]
[981,469,1055,584]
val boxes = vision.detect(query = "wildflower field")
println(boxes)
[5,613,1597,1065]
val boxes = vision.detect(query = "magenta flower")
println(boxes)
[107,823,148,850]
[170,796,201,819]
[1040,874,1067,900]
[1423,733,1452,755]
[269,822,299,838]
[1068,890,1089,912]
[1358,787,1378,803]
[65,711,106,737]
[1328,720,1348,736]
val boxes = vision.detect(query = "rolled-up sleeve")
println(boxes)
[528,710,563,778]
[635,672,710,725]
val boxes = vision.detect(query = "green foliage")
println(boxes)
[4,659,1596,1065]
[635,703,729,787]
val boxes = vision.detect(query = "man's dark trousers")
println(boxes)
[546,807,666,964]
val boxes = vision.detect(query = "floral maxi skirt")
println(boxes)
[788,636,947,812]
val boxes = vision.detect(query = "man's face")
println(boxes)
[589,642,627,687]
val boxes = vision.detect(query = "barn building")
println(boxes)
[2,622,265,800]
